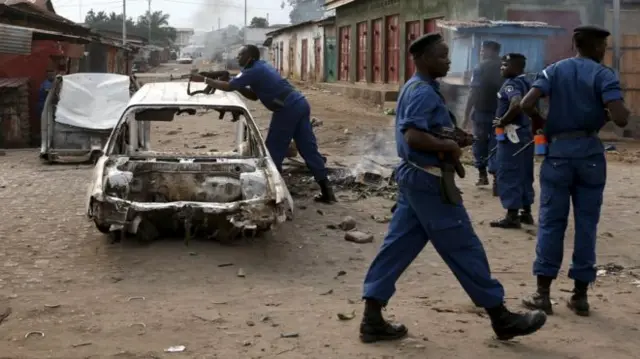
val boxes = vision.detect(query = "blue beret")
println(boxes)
[573,25,610,37]
[408,32,443,55]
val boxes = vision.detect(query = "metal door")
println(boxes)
[338,25,351,81]
[356,21,367,81]
[314,38,322,81]
[372,18,383,83]
[405,20,421,81]
[385,15,400,83]
[325,37,337,82]
[507,9,581,65]
[301,38,308,81]
[288,43,295,77]
[424,17,442,34]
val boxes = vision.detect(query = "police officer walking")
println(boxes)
[198,44,337,203]
[359,32,547,343]
[520,25,629,316]
[490,54,535,229]
[465,40,503,194]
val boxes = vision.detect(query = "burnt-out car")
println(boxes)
[85,81,294,241]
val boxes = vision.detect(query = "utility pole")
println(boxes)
[78,0,81,23]
[243,0,247,44]
[266,13,269,25]
[218,17,221,30]
[147,0,152,43]
[613,0,621,72]
[122,0,127,46]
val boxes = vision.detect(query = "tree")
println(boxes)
[287,0,324,24]
[136,11,177,45]
[250,16,269,28]
[84,9,176,46]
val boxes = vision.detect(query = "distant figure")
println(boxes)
[465,40,503,194]
[38,69,55,118]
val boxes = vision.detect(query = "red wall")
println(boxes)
[0,40,83,145]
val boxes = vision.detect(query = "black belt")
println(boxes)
[272,88,295,109]
[550,130,596,142]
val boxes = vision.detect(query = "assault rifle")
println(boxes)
[428,126,473,205]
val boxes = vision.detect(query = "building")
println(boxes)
[324,0,604,85]
[80,30,147,74]
[0,0,92,146]
[265,18,334,82]
[175,28,194,47]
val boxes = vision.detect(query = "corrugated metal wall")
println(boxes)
[0,24,33,55]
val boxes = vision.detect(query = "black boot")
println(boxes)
[567,281,590,316]
[314,179,337,203]
[490,209,521,229]
[522,276,554,315]
[486,303,547,341]
[359,299,408,343]
[520,206,535,225]
[491,175,498,197]
[476,168,489,186]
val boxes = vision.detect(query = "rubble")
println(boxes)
[338,216,357,231]
[345,231,374,244]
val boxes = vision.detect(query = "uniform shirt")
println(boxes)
[228,59,303,111]
[38,79,53,115]
[533,57,623,158]
[394,73,455,190]
[470,57,502,113]
[496,75,532,129]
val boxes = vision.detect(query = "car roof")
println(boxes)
[127,81,249,110]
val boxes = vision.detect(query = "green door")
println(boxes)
[324,37,337,82]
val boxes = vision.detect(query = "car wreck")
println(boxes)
[86,81,294,242]
[40,73,139,164]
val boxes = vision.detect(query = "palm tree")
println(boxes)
[137,11,176,45]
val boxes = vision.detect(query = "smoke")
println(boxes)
[190,0,238,30]
[347,116,397,180]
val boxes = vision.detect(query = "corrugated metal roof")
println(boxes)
[0,24,32,55]
[0,77,29,88]
[437,19,563,30]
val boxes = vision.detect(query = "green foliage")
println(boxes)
[249,17,269,28]
[84,9,177,46]
[286,0,324,24]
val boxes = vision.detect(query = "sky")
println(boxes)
[53,0,293,31]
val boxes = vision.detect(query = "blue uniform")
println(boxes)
[229,60,327,181]
[470,58,502,173]
[362,73,504,308]
[495,75,535,210]
[38,79,53,117]
[532,57,622,284]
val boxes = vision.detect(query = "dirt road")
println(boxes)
[1,68,640,358]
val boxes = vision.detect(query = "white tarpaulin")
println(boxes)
[55,73,131,130]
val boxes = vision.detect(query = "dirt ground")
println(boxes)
[1,65,640,359]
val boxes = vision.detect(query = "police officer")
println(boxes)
[359,32,546,344]
[465,40,503,193]
[200,44,336,203]
[520,25,629,316]
[490,54,535,229]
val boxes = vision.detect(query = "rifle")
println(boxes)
[428,126,473,205]
[183,70,232,120]
[186,70,230,96]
